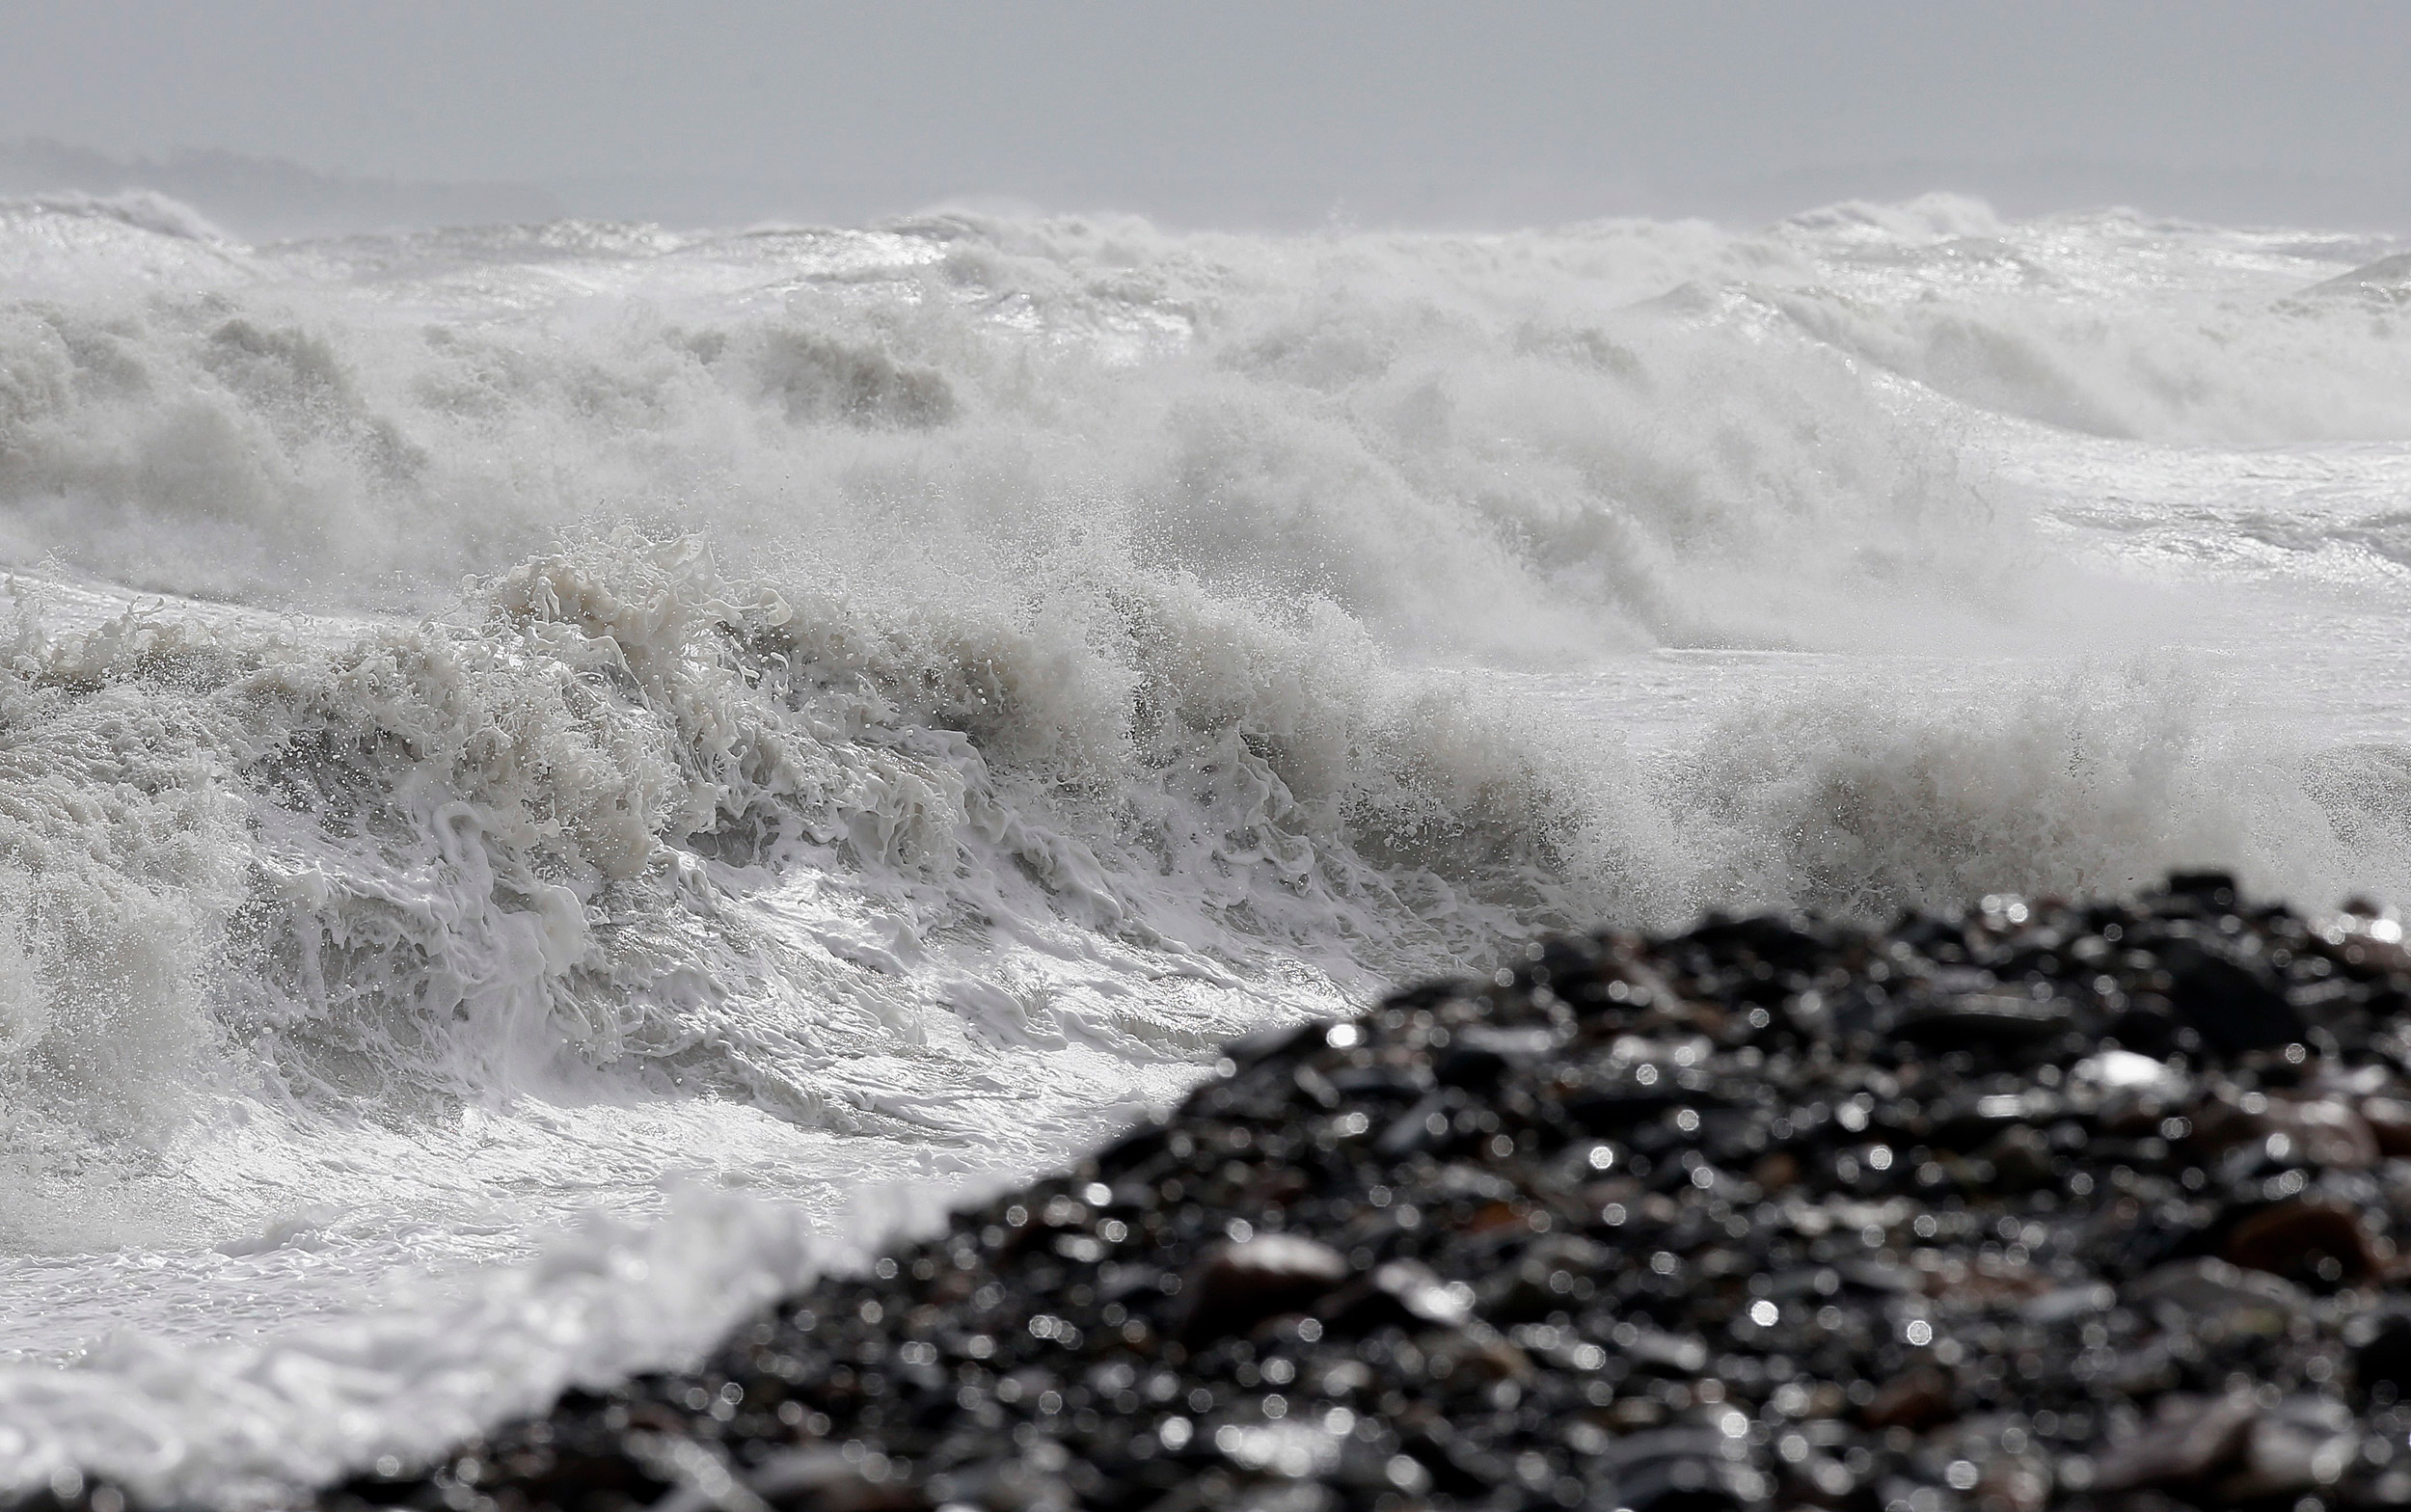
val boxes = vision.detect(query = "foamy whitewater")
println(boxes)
[2,188,2410,1502]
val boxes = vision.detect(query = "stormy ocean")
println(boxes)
[1,188,2409,1504]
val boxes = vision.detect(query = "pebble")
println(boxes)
[36,871,2411,1512]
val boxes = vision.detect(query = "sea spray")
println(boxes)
[0,190,2407,1502]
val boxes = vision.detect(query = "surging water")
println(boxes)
[1,189,2408,1504]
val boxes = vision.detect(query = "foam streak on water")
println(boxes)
[0,190,2407,1503]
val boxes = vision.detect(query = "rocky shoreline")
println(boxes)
[41,872,2411,1511]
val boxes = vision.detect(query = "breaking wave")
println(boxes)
[1,188,2409,1502]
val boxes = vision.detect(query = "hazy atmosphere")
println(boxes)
[8,8,2411,1510]
[2,1,2408,233]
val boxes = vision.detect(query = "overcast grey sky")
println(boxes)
[1,1,2406,230]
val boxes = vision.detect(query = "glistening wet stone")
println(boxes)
[46,873,2411,1512]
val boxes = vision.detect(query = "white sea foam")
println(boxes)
[0,189,2408,1504]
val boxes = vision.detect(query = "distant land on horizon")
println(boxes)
[3,135,2405,241]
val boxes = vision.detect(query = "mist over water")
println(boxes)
[3,188,2410,1503]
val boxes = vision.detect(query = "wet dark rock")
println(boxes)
[2353,1310,2411,1403]
[1178,1234,1352,1342]
[49,876,2411,1512]
[1861,1364,1959,1431]
[2193,1089,2381,1171]
[745,1445,925,1511]
[2092,1390,2260,1492]
[1595,1425,1763,1509]
[2364,1095,2411,1157]
[2165,870,2243,905]
[2223,1197,2387,1286]
[1895,993,2075,1049]
[2163,942,2304,1053]
[2129,1256,2307,1333]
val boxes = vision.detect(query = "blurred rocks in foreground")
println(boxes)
[111,874,2411,1509]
